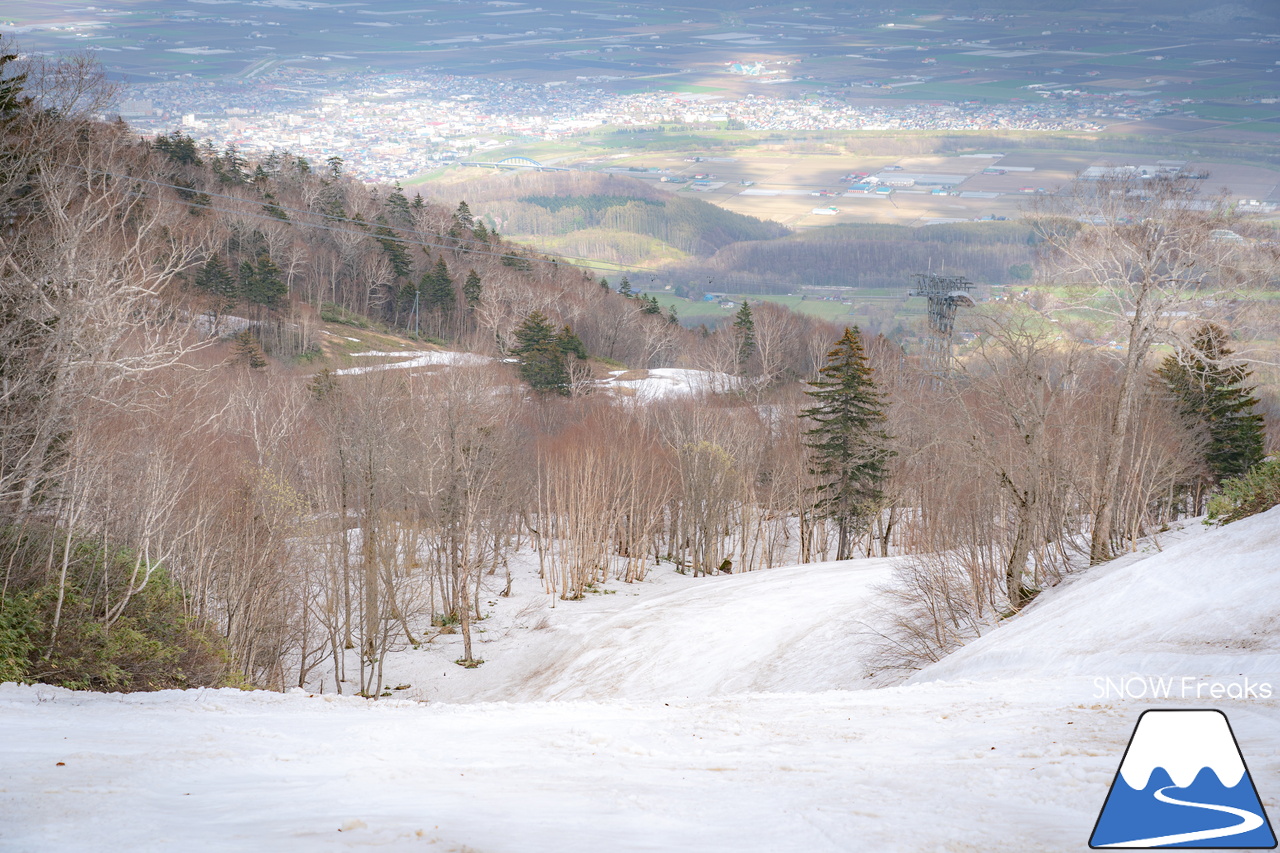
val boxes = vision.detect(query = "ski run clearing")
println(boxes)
[3,508,1279,852]
[325,343,739,400]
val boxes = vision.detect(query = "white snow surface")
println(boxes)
[4,508,1280,851]
[601,367,741,401]
[910,510,1280,683]
[393,558,894,704]
[333,349,490,375]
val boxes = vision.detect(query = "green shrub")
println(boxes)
[0,526,235,691]
[320,301,370,328]
[1207,457,1280,525]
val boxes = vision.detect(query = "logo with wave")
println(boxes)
[1091,709,1276,848]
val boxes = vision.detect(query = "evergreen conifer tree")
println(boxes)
[308,368,340,399]
[385,183,411,224]
[618,276,634,297]
[463,269,482,308]
[398,277,419,329]
[732,301,756,374]
[512,311,571,395]
[1156,323,1265,486]
[231,330,268,369]
[557,325,588,361]
[218,144,248,185]
[195,254,238,306]
[153,131,202,166]
[422,256,454,312]
[374,216,411,279]
[241,253,286,307]
[261,190,288,221]
[237,259,255,301]
[454,200,474,230]
[472,219,490,243]
[0,47,31,119]
[801,327,893,560]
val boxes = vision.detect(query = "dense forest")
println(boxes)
[2,48,1278,699]
[418,170,789,265]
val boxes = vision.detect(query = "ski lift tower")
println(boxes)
[910,273,975,375]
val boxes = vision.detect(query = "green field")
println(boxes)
[1230,122,1280,135]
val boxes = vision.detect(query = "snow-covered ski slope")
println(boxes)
[3,508,1279,852]
[394,557,894,704]
[912,509,1280,683]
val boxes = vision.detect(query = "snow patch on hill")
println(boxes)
[334,349,491,375]
[600,367,742,401]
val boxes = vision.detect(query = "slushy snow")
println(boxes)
[3,508,1279,852]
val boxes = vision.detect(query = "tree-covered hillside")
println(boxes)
[415,170,788,266]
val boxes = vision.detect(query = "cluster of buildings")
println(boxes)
[124,65,1111,182]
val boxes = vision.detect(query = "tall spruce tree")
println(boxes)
[557,325,588,361]
[732,301,756,375]
[0,47,31,119]
[422,256,454,313]
[463,269,482,309]
[231,330,268,370]
[195,253,238,306]
[801,327,893,560]
[454,200,474,230]
[374,216,411,279]
[511,311,584,396]
[385,182,411,224]
[241,253,286,307]
[1156,323,1265,488]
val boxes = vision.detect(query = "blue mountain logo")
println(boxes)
[1091,709,1276,848]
